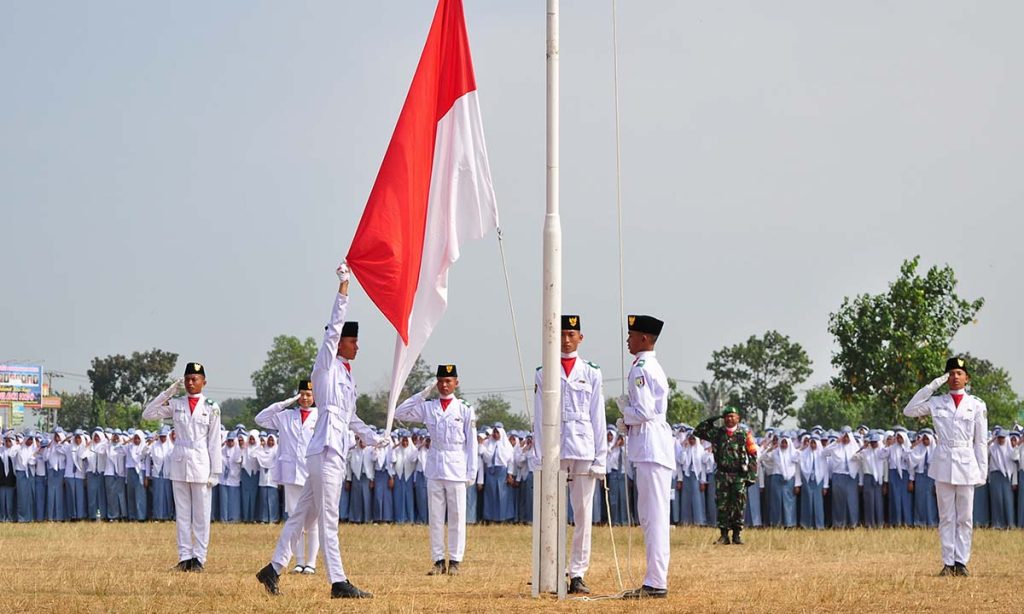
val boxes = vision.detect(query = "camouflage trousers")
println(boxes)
[715,472,748,531]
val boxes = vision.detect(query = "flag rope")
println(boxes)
[496,227,533,420]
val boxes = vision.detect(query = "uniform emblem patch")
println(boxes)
[445,365,454,374]
[635,376,645,388]
[568,317,578,327]
[628,316,636,326]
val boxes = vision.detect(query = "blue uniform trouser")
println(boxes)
[33,472,47,520]
[413,471,429,524]
[0,486,14,521]
[66,476,86,520]
[126,468,146,520]
[393,474,415,523]
[704,472,717,527]
[518,472,534,524]
[862,475,884,527]
[86,472,106,520]
[744,482,762,527]
[222,485,241,522]
[1018,470,1024,529]
[973,483,990,527]
[679,474,706,526]
[46,468,65,520]
[240,471,259,522]
[260,486,280,523]
[338,475,350,521]
[483,465,510,522]
[372,470,393,522]
[105,475,126,520]
[988,472,1015,529]
[912,472,938,527]
[887,469,912,526]
[606,470,627,525]
[211,484,220,521]
[830,474,859,528]
[466,479,479,524]
[767,474,796,527]
[348,476,371,523]
[15,471,34,522]
[151,476,170,520]
[799,478,825,529]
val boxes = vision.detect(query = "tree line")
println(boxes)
[57,257,1023,432]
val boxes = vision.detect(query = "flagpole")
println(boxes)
[535,0,562,598]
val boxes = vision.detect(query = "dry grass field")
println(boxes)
[1,521,1021,613]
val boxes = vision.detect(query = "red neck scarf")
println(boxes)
[951,392,964,408]
[300,409,311,424]
[560,357,576,376]
[188,396,199,414]
[343,362,351,373]
[440,398,453,411]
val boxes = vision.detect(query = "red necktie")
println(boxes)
[440,398,453,411]
[343,362,351,373]
[188,397,199,414]
[561,357,576,376]
[951,393,963,408]
[300,409,311,424]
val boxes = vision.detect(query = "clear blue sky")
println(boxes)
[3,1,1021,416]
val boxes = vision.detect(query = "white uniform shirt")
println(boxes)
[532,355,608,469]
[395,393,479,482]
[346,445,374,480]
[391,444,419,480]
[904,387,988,485]
[621,351,674,470]
[307,292,379,456]
[143,391,224,484]
[255,402,317,486]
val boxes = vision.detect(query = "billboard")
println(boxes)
[0,364,44,405]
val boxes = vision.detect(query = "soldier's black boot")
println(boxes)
[568,576,590,594]
[953,562,970,577]
[715,528,731,545]
[731,529,744,545]
[331,580,372,599]
[427,560,447,576]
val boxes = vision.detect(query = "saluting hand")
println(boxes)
[929,373,949,390]
[336,261,350,283]
[421,381,437,398]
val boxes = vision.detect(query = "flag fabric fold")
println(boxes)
[346,0,498,433]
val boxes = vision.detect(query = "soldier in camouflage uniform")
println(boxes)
[693,407,758,545]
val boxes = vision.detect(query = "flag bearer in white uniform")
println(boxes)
[903,356,988,577]
[616,314,672,600]
[394,364,479,576]
[255,378,319,574]
[143,362,223,572]
[532,315,607,595]
[256,262,382,599]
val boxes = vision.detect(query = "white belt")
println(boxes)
[941,440,971,448]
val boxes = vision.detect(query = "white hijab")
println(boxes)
[769,437,797,480]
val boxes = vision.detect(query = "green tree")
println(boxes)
[797,384,867,431]
[220,397,257,429]
[357,390,390,428]
[474,393,529,431]
[707,330,813,430]
[57,391,94,430]
[87,349,179,426]
[667,379,705,426]
[960,353,1024,428]
[828,257,984,427]
[251,335,318,410]
[693,380,735,418]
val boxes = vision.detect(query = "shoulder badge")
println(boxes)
[635,359,646,368]
[635,375,645,388]
[585,360,600,369]
[536,365,543,371]
[205,398,215,406]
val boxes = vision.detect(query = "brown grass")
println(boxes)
[1,521,1021,613]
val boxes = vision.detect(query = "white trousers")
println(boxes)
[272,450,348,584]
[171,480,211,563]
[936,481,974,566]
[284,483,320,567]
[564,459,596,577]
[634,462,672,590]
[428,478,467,562]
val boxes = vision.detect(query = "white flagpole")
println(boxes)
[535,0,562,597]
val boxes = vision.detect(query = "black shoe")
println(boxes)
[622,585,668,599]
[568,576,590,594]
[732,530,744,545]
[331,580,372,599]
[939,565,956,577]
[715,529,731,545]
[256,564,280,595]
[447,560,460,576]
[953,562,970,577]
[189,558,204,573]
[175,559,192,572]
[427,560,447,576]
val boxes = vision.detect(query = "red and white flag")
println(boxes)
[347,0,498,433]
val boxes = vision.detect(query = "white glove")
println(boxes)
[207,477,219,488]
[929,373,949,389]
[615,418,627,434]
[421,381,437,398]
[336,261,350,283]
[167,378,183,396]
[374,436,391,449]
[285,394,301,406]
[614,395,627,412]
[588,465,606,478]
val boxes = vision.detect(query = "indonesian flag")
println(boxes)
[346,0,498,433]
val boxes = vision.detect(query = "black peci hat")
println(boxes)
[561,315,581,331]
[627,314,664,336]
[184,362,206,377]
[436,364,459,378]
